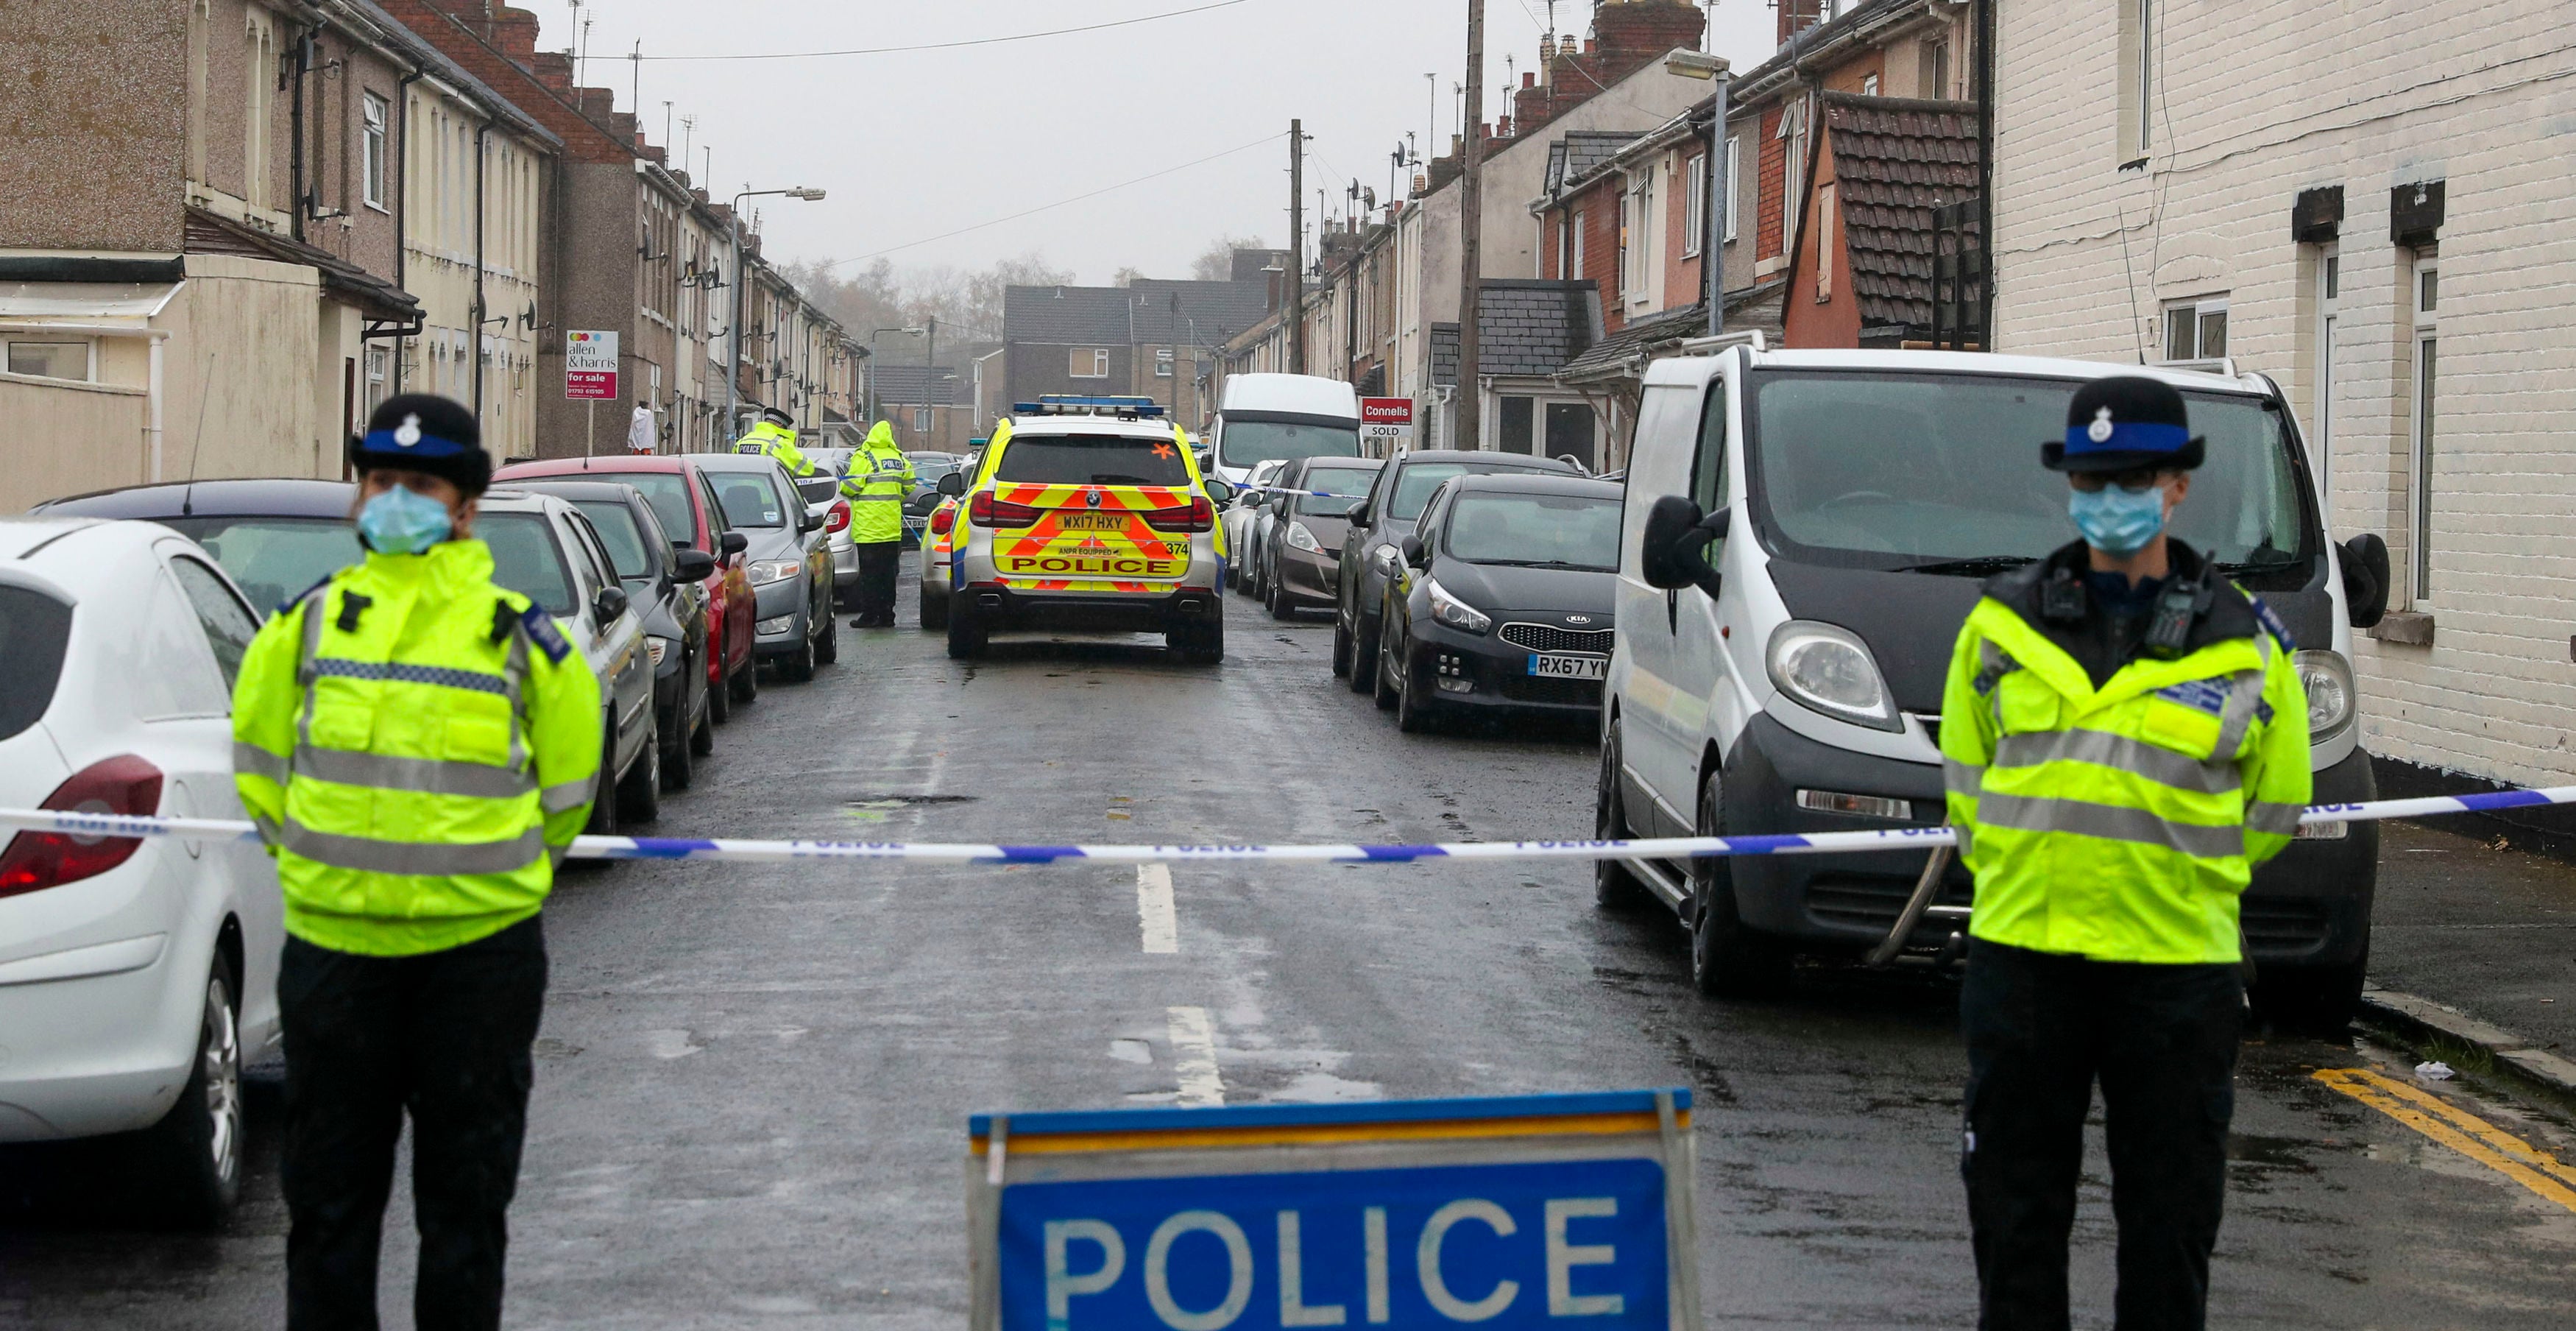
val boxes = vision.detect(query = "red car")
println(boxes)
[492,456,761,715]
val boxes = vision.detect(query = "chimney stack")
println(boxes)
[1777,0,1828,45]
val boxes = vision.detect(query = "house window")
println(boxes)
[1683,154,1705,258]
[362,93,389,210]
[2410,253,2438,602]
[1498,395,1535,453]
[1815,182,1836,302]
[1922,37,1951,99]
[1544,402,1596,471]
[6,341,91,381]
[1723,135,1740,243]
[913,406,933,434]
[1861,73,1880,96]
[1069,347,1108,378]
[2120,0,2154,162]
[364,344,389,415]
[1571,208,1587,278]
[2162,296,2228,361]
[2313,245,2338,496]
[1156,347,1175,378]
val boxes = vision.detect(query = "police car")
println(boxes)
[933,397,1234,663]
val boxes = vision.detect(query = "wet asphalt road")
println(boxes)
[5,555,2575,1328]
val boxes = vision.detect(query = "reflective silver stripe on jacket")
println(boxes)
[280,819,546,875]
[540,779,594,816]
[294,746,535,799]
[1975,792,2246,859]
[1991,729,2242,794]
[311,657,512,696]
[2212,666,2269,758]
[233,741,291,785]
[2246,802,2305,836]
[1942,758,1985,797]
[846,494,905,501]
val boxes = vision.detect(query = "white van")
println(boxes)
[1207,374,1363,488]
[1598,342,2389,1027]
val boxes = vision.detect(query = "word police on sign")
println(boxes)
[968,1090,1701,1331]
[565,329,619,400]
[1359,397,1415,447]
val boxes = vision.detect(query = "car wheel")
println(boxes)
[146,948,242,1227]
[659,696,693,793]
[1347,604,1380,695]
[1331,615,1354,678]
[1373,608,1402,712]
[582,727,619,840]
[778,631,817,684]
[706,652,732,724]
[729,648,760,705]
[1170,612,1225,666]
[946,600,988,659]
[1395,646,1440,733]
[815,612,839,666]
[1594,727,1649,910]
[1267,575,1298,621]
[617,714,662,824]
[1690,775,1791,998]
[2252,944,2368,1034]
[920,588,948,630]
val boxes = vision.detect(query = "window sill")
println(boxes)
[2118,156,2150,174]
[2368,610,2435,646]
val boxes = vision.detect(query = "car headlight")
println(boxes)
[1286,521,1322,553]
[645,635,673,666]
[1766,621,1900,731]
[1424,578,1491,634]
[747,558,801,586]
[2294,649,2355,739]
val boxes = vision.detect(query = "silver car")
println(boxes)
[693,454,838,682]
[1223,459,1287,592]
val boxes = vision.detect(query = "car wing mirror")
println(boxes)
[592,585,631,625]
[2340,532,2391,628]
[1641,495,1727,600]
[720,530,750,557]
[1399,535,1428,568]
[1346,502,1371,528]
[1203,478,1235,505]
[673,547,717,582]
[936,471,965,496]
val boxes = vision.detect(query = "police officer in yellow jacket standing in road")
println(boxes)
[233,394,603,1330]
[735,403,821,478]
[1939,376,2310,1330]
[843,420,915,627]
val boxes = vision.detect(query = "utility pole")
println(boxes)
[1455,0,1486,451]
[1289,119,1306,375]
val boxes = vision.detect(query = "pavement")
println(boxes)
[6,555,2576,1327]
[2361,820,2576,1098]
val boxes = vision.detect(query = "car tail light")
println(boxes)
[0,755,166,900]
[930,505,958,536]
[970,492,1045,528]
[1139,497,1214,533]
[825,501,851,534]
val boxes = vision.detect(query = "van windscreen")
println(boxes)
[1219,420,1361,468]
[1745,370,2313,579]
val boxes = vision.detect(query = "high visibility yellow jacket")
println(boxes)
[737,420,818,477]
[233,540,604,957]
[1938,543,2312,964]
[839,422,915,544]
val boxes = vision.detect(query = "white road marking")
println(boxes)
[1167,1006,1225,1106]
[1136,864,1178,953]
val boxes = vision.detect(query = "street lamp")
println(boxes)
[1664,49,1732,337]
[723,186,827,445]
[866,325,925,427]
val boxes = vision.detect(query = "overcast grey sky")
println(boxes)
[512,1,1778,284]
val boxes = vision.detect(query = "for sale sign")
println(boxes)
[565,330,620,400]
[1359,397,1415,443]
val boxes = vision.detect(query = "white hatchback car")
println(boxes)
[0,516,280,1223]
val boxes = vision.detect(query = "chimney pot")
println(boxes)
[1521,71,1537,88]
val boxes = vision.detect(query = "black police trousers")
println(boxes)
[278,915,548,1331]
[853,539,902,624]
[1959,939,2243,1331]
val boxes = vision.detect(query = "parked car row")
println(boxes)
[7,450,844,1220]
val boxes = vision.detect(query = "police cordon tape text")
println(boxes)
[2,785,2570,865]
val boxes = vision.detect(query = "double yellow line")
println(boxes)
[2312,1067,2576,1212]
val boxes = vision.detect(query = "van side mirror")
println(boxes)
[673,546,717,582]
[2340,532,2391,628]
[720,531,750,557]
[592,585,630,625]
[1400,535,1428,568]
[1641,495,1727,599]
[937,471,964,496]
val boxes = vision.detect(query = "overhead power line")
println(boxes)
[633,0,1254,63]
[819,134,1280,269]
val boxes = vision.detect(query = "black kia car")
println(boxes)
[1333,448,1576,688]
[1364,473,1621,732]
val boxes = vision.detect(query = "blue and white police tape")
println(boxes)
[1,785,2572,866]
[1226,484,1367,500]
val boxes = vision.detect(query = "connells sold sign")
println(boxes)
[565,330,619,400]
[968,1090,1702,1331]
[1359,397,1415,445]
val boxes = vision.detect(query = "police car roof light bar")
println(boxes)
[1017,395,1169,420]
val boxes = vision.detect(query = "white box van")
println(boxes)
[1207,374,1363,488]
[1598,343,2389,1025]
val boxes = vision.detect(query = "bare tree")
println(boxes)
[1113,266,1147,287]
[1190,234,1267,282]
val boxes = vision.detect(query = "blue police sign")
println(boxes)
[967,1090,1700,1331]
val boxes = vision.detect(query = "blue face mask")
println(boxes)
[355,483,455,555]
[2067,481,2168,556]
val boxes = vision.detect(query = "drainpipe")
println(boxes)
[289,27,313,241]
[392,68,422,392]
[1975,0,1997,347]
[148,334,166,483]
[473,119,489,427]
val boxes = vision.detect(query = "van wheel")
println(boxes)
[1594,730,1649,910]
[146,949,243,1227]
[1690,777,1791,998]
[618,716,661,825]
[946,601,988,659]
[2254,945,2368,1035]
